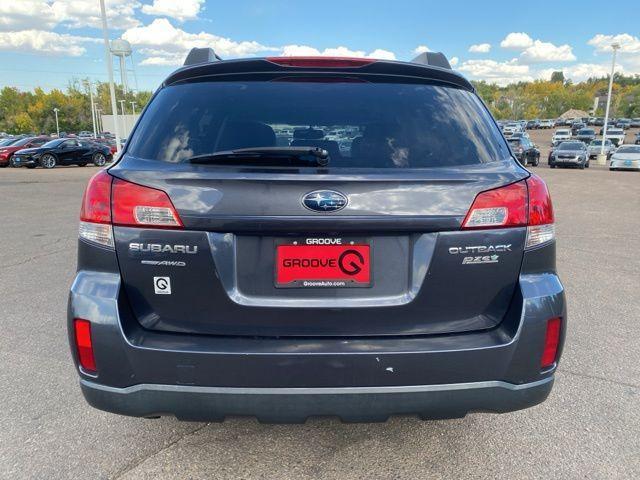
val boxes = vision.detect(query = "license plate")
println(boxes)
[625,160,632,166]
[276,240,371,288]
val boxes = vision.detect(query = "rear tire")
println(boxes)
[92,152,106,167]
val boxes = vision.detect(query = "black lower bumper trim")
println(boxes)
[80,377,553,423]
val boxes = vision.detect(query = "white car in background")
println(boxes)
[609,145,640,171]
[539,119,554,129]
[604,128,626,147]
[503,123,523,137]
[552,129,572,145]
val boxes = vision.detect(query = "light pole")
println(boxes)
[99,0,122,154]
[53,108,60,137]
[598,42,620,165]
[119,99,127,139]
[130,101,137,116]
[96,108,103,134]
[84,80,97,138]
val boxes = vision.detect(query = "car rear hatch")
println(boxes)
[106,59,532,338]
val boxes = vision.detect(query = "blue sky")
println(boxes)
[1,0,639,91]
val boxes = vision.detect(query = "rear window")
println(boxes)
[127,80,508,168]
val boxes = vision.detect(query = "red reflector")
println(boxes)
[462,181,527,229]
[266,56,376,68]
[112,178,183,228]
[74,319,96,373]
[80,170,112,224]
[526,174,554,225]
[541,317,561,368]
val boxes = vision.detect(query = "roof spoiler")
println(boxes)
[411,52,451,70]
[184,47,222,66]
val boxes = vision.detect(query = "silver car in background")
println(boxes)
[609,145,640,171]
[587,139,615,159]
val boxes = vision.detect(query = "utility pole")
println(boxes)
[53,108,60,137]
[99,0,121,154]
[84,80,97,138]
[130,101,137,116]
[599,42,620,165]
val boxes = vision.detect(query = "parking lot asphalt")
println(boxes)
[1,129,639,479]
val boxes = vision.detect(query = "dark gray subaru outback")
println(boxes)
[68,50,565,422]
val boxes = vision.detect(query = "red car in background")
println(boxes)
[94,137,118,155]
[0,136,50,167]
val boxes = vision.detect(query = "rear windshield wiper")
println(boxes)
[186,146,330,167]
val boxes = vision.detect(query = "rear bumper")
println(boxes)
[80,377,554,423]
[68,240,565,422]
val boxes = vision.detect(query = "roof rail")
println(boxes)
[184,47,222,66]
[411,52,451,70]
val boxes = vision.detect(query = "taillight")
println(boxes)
[73,318,97,373]
[462,175,555,249]
[79,170,114,248]
[525,174,555,248]
[112,178,183,228]
[266,56,376,68]
[541,317,562,368]
[462,181,527,229]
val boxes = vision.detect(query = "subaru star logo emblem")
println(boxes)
[302,190,348,212]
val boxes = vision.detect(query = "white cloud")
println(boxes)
[280,45,396,60]
[469,43,490,53]
[51,0,141,30]
[0,1,55,31]
[499,32,575,64]
[123,18,275,65]
[450,56,459,67]
[0,29,98,56]
[588,33,640,54]
[519,40,576,63]
[367,48,396,60]
[413,45,430,55]
[0,0,141,31]
[280,44,322,56]
[458,59,533,86]
[141,0,204,22]
[500,32,534,50]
